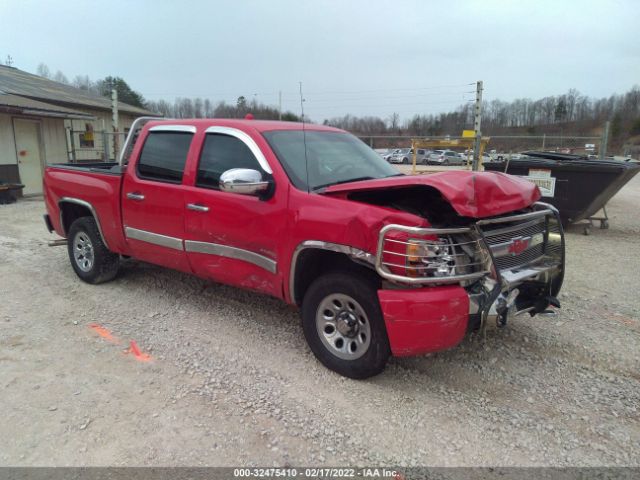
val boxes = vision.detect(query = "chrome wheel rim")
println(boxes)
[316,293,371,360]
[73,231,94,272]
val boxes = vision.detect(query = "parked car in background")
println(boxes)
[389,148,430,164]
[428,150,462,165]
[384,149,401,162]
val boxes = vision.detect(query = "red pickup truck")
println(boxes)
[44,117,564,378]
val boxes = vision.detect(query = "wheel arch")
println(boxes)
[289,241,378,306]
[58,197,110,249]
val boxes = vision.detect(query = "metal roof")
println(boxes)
[0,92,94,119]
[0,65,155,116]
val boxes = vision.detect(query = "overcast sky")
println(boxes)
[1,0,638,122]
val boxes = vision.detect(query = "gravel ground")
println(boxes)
[0,176,639,467]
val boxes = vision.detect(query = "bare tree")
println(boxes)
[36,63,51,78]
[387,112,400,131]
[53,70,69,84]
[72,75,93,91]
[193,98,204,118]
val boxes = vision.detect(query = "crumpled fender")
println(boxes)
[323,171,541,218]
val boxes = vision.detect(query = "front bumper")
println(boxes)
[375,204,565,357]
[378,286,469,356]
[378,262,562,357]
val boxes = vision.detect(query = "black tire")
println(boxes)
[301,272,390,379]
[67,217,119,284]
[443,159,449,166]
[402,157,409,164]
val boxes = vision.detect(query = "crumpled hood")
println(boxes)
[323,171,541,218]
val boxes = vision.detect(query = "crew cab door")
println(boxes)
[182,127,283,296]
[121,126,195,271]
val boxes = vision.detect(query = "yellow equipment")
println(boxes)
[410,136,491,174]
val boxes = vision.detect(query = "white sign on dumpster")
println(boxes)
[520,168,556,197]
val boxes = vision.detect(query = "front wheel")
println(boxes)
[301,272,390,379]
[67,217,119,284]
[402,157,409,164]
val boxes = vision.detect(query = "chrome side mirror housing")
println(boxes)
[219,168,270,196]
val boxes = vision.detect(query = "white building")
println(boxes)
[0,65,155,194]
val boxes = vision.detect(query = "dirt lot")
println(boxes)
[1,176,639,467]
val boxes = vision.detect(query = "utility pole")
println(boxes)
[471,80,483,171]
[600,121,610,160]
[111,89,119,160]
[278,90,282,121]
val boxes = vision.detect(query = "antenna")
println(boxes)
[300,81,310,193]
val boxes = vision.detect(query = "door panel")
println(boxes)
[14,119,44,195]
[121,129,194,272]
[183,186,283,296]
[121,175,189,271]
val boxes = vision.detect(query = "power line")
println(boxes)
[142,83,477,99]
[305,98,473,110]
[302,91,475,103]
[302,83,476,95]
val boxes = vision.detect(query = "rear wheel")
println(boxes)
[301,272,390,379]
[402,157,409,164]
[67,217,119,284]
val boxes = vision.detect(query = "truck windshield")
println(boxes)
[263,130,400,191]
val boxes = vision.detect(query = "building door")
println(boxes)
[13,119,44,195]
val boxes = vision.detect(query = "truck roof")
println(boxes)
[145,118,343,133]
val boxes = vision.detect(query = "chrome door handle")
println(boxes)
[187,203,209,212]
[126,192,145,201]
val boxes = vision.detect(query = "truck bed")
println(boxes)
[44,162,127,252]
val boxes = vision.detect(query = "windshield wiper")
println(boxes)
[312,176,375,191]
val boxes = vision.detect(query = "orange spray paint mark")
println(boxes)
[88,323,121,344]
[126,340,152,362]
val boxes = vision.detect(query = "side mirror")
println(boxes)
[219,168,270,196]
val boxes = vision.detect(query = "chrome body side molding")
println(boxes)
[184,240,277,274]
[289,240,375,302]
[58,197,110,249]
[204,126,273,174]
[123,227,277,273]
[124,226,184,251]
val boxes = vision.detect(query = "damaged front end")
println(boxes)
[375,202,565,332]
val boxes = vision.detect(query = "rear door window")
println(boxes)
[137,132,194,183]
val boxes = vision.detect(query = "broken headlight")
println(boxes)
[406,238,457,278]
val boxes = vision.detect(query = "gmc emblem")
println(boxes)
[508,236,530,255]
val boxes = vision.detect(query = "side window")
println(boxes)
[137,132,193,183]
[418,149,425,155]
[196,133,263,189]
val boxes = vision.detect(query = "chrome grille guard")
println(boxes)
[375,205,561,286]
